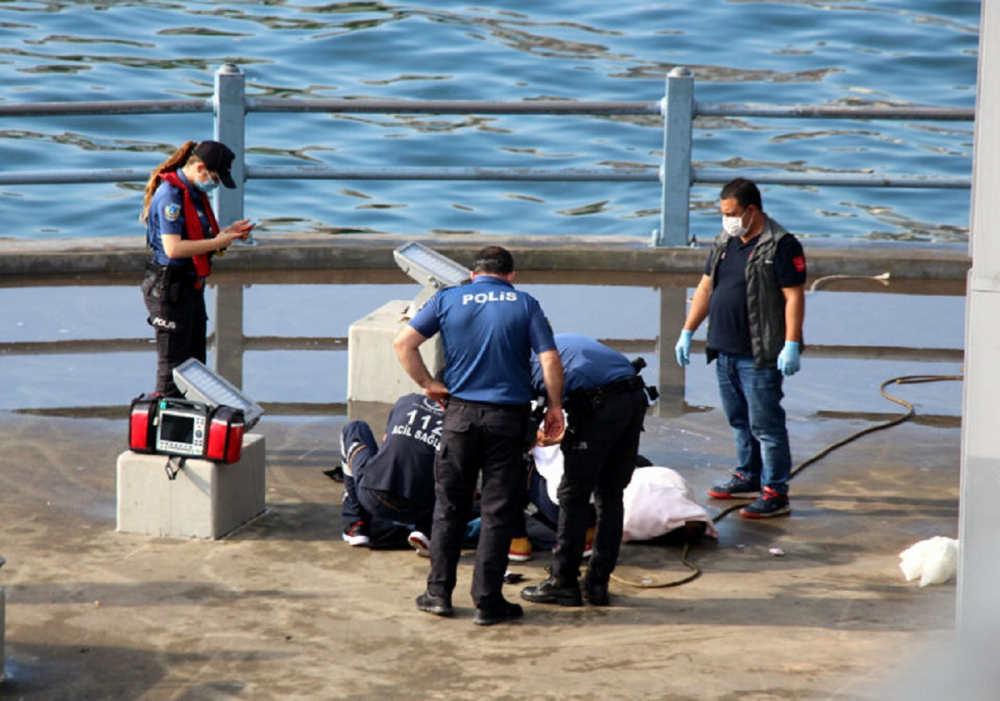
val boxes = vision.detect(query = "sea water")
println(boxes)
[0,1,975,412]
[0,0,981,245]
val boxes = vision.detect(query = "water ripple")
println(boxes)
[0,0,980,243]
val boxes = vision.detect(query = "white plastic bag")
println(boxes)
[899,536,959,587]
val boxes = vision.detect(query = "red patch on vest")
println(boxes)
[793,255,806,273]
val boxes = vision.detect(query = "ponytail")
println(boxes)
[140,141,197,223]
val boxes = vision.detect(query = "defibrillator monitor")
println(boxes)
[154,400,207,457]
[159,411,196,444]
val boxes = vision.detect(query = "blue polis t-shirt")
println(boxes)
[408,275,556,405]
[530,333,636,398]
[704,230,806,356]
[146,170,213,267]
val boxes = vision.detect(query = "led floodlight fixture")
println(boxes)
[393,242,470,316]
[172,358,265,430]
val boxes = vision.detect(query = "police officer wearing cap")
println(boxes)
[394,245,565,626]
[139,140,255,397]
[520,333,650,607]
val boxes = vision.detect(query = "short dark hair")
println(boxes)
[473,246,514,275]
[720,178,762,211]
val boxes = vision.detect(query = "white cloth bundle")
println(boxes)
[622,466,718,542]
[899,536,959,587]
[529,448,716,542]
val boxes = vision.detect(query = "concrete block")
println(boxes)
[116,434,265,540]
[347,299,443,408]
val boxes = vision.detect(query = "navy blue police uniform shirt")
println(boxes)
[530,333,636,398]
[363,392,443,507]
[408,275,557,405]
[704,230,806,356]
[146,170,213,267]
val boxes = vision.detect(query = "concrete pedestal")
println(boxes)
[347,299,443,423]
[116,434,265,539]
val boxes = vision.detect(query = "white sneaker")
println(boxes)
[408,530,430,558]
[342,521,370,547]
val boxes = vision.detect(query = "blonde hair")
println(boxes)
[139,140,199,223]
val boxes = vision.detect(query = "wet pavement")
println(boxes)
[0,233,973,699]
[0,387,963,700]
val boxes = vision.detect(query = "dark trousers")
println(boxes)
[553,387,647,585]
[142,270,207,397]
[340,420,433,533]
[427,400,529,609]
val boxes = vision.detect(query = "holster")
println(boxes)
[144,261,194,304]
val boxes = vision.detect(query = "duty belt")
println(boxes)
[566,375,645,412]
[447,396,531,412]
[145,260,203,289]
[145,261,195,278]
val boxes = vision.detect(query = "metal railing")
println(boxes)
[0,65,974,247]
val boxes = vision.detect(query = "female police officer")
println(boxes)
[139,140,254,396]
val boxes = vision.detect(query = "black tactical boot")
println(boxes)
[520,574,583,607]
[583,578,610,606]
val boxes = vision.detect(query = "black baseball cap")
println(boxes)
[192,140,237,189]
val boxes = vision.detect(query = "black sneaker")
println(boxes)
[322,464,344,482]
[416,590,454,617]
[583,579,610,606]
[707,473,761,499]
[520,575,582,607]
[473,599,524,626]
[739,487,791,519]
[342,521,370,546]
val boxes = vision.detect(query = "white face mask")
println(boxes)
[722,214,748,238]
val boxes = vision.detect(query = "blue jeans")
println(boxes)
[715,353,791,495]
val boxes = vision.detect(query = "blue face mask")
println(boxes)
[194,177,219,194]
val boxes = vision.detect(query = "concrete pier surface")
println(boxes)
[0,233,974,699]
[0,396,963,700]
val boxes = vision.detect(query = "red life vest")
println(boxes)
[158,170,220,280]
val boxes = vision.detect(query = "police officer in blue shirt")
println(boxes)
[674,177,807,519]
[338,392,443,549]
[520,333,650,607]
[394,245,565,626]
[139,140,254,396]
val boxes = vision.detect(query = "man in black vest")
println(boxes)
[674,178,806,518]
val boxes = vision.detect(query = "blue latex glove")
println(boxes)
[777,341,801,376]
[675,329,693,366]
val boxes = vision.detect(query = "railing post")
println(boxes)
[213,63,247,235]
[655,285,689,418]
[212,64,247,388]
[653,67,694,247]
